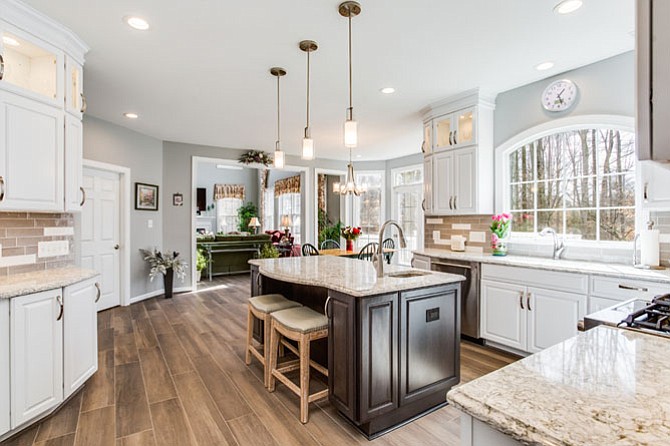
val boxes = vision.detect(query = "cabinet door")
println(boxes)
[651,0,670,161]
[399,286,459,406]
[433,151,454,214]
[434,114,454,151]
[480,280,526,351]
[0,90,64,211]
[454,107,476,147]
[65,55,83,118]
[422,121,432,155]
[526,287,586,354]
[359,293,397,422]
[641,161,670,208]
[423,157,432,213]
[0,299,8,437]
[327,291,357,421]
[63,278,99,399]
[453,147,476,213]
[10,289,63,428]
[64,114,83,212]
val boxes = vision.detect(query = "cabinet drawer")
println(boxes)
[481,264,588,295]
[590,276,668,301]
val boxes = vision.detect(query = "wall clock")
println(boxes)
[541,79,578,112]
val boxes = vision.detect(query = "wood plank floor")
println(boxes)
[2,274,519,446]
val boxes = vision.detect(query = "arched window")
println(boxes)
[502,124,636,242]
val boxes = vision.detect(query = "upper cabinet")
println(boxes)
[421,90,495,216]
[0,1,88,213]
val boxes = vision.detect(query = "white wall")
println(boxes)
[82,115,164,299]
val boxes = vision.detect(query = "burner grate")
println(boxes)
[620,294,670,334]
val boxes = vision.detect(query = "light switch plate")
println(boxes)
[38,240,69,258]
[148,219,153,229]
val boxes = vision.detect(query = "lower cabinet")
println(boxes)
[0,300,9,437]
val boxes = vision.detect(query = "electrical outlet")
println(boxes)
[38,240,69,258]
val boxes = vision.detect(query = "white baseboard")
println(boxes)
[128,286,193,305]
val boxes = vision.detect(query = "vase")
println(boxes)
[163,267,174,299]
[491,232,510,256]
[346,239,354,252]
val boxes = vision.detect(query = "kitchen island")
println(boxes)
[447,326,670,445]
[249,256,465,438]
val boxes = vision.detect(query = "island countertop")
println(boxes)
[249,256,464,297]
[0,267,98,299]
[447,326,670,446]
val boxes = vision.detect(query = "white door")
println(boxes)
[0,299,9,437]
[480,280,527,351]
[526,287,586,354]
[454,147,476,213]
[0,90,64,211]
[433,151,454,214]
[81,167,120,311]
[10,289,63,427]
[63,277,99,398]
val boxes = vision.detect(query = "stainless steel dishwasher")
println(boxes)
[431,259,480,341]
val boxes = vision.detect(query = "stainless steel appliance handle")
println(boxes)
[324,295,332,318]
[56,295,64,321]
[519,292,524,310]
[432,261,472,270]
[618,284,648,292]
[94,282,101,303]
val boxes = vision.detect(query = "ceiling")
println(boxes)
[24,0,634,161]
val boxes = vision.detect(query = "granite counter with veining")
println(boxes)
[0,267,99,299]
[447,326,670,445]
[249,256,464,297]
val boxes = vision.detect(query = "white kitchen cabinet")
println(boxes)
[430,146,478,215]
[63,278,99,399]
[422,121,432,155]
[64,113,83,212]
[640,161,670,208]
[433,107,477,152]
[423,157,432,214]
[0,88,64,211]
[0,299,9,437]
[433,151,454,214]
[480,280,526,351]
[65,55,84,118]
[526,287,585,353]
[10,289,63,428]
[411,254,431,271]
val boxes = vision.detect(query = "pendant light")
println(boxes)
[299,40,318,160]
[334,148,365,196]
[270,67,286,169]
[339,1,361,148]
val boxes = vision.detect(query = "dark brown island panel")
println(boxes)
[250,264,462,439]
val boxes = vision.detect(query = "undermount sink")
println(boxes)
[386,271,431,279]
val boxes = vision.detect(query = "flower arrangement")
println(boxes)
[238,150,273,166]
[139,248,188,281]
[490,213,512,256]
[341,226,362,241]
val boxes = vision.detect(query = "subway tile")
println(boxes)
[7,228,44,237]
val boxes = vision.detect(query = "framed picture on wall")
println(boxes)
[135,182,159,211]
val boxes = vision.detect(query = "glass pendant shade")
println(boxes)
[332,181,341,193]
[344,119,358,148]
[302,137,314,160]
[274,149,285,169]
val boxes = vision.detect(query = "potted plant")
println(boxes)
[196,249,209,282]
[490,213,512,256]
[341,226,362,252]
[237,202,258,233]
[258,243,280,259]
[139,248,188,298]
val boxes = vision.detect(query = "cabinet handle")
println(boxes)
[421,140,426,153]
[454,196,457,210]
[0,54,4,80]
[519,292,524,310]
[453,130,458,144]
[448,131,453,146]
[56,295,64,321]
[527,292,532,311]
[324,296,332,318]
[79,186,86,206]
[0,176,5,202]
[643,182,649,202]
[449,196,453,210]
[618,284,648,292]
[421,199,426,211]
[94,282,101,303]
[410,258,415,267]
[256,272,262,287]
[80,93,87,114]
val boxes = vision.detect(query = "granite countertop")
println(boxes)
[249,256,464,297]
[414,248,670,284]
[447,326,670,445]
[0,267,99,299]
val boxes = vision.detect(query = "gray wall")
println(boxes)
[82,115,164,299]
[494,51,635,146]
[196,162,259,210]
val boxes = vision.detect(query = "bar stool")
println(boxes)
[245,294,302,387]
[267,306,329,424]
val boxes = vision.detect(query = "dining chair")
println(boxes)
[382,238,395,264]
[301,243,320,257]
[320,239,341,250]
[357,242,379,262]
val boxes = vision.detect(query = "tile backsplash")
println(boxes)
[0,212,74,276]
[425,215,492,253]
[650,210,670,267]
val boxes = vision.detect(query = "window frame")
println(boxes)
[495,115,639,247]
[348,170,386,248]
[391,164,424,265]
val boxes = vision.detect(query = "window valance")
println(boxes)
[274,175,301,198]
[213,184,245,201]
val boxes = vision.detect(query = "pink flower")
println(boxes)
[491,233,499,243]
[502,213,511,220]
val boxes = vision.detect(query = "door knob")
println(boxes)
[114,244,120,250]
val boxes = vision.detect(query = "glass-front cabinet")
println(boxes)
[434,114,453,151]
[65,56,84,117]
[433,107,477,152]
[0,22,64,106]
[455,107,476,146]
[422,121,432,155]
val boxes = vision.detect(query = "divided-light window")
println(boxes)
[507,128,636,242]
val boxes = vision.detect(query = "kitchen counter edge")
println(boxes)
[0,267,99,299]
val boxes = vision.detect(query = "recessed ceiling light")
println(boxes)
[123,112,139,119]
[124,16,150,30]
[2,36,19,47]
[553,0,583,14]
[535,61,555,71]
[356,154,362,158]
[380,87,396,94]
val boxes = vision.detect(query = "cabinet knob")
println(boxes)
[94,282,101,303]
[114,244,120,250]
[0,54,4,81]
[56,295,64,321]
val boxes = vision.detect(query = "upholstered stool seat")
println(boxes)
[245,294,302,387]
[268,306,329,424]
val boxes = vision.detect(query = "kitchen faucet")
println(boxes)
[376,220,407,278]
[539,227,565,260]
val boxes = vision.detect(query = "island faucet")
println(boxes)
[376,220,407,278]
[539,227,565,260]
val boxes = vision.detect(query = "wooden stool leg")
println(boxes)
[245,306,253,366]
[267,320,280,393]
[262,314,272,387]
[299,334,310,424]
